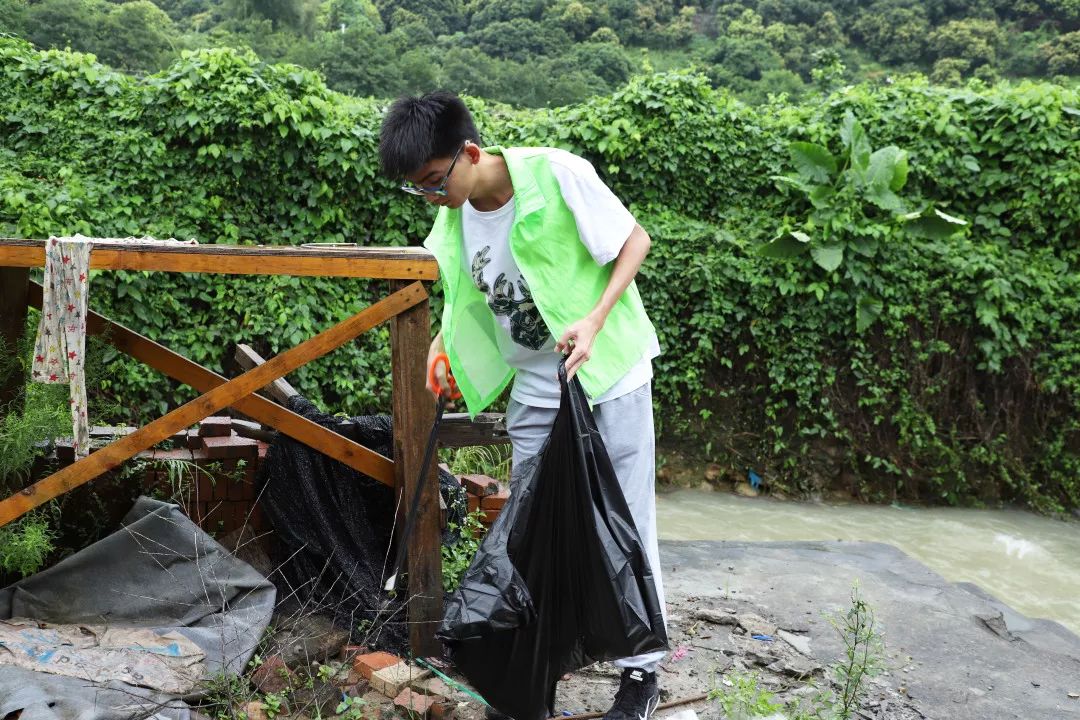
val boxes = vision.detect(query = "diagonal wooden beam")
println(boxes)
[27,282,397,487]
[0,281,427,528]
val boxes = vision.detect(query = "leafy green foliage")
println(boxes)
[0,327,71,487]
[787,584,885,720]
[708,671,783,719]
[1,40,1078,512]
[759,110,965,330]
[442,509,486,593]
[0,512,55,577]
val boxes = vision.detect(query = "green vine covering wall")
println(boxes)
[2,38,1078,511]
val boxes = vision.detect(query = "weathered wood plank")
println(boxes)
[27,282,396,486]
[0,239,438,280]
[389,279,442,657]
[437,413,510,447]
[234,344,300,404]
[0,282,426,527]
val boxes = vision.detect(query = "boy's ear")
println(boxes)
[464,142,482,165]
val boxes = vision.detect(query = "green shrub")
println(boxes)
[2,38,1077,510]
[0,512,55,577]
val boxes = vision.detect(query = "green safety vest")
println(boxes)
[423,146,658,417]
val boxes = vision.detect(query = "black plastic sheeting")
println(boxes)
[438,366,668,720]
[256,395,467,655]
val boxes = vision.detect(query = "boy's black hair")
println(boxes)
[378,90,481,179]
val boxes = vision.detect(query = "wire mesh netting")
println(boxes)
[256,395,466,654]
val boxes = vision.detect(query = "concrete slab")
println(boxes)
[660,540,1080,719]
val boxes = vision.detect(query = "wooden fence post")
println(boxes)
[0,268,29,415]
[390,279,442,657]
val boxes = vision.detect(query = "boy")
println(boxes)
[379,91,666,720]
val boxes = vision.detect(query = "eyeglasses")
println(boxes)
[400,143,465,196]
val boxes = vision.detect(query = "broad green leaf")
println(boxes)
[841,112,871,171]
[864,146,909,192]
[840,111,857,148]
[810,243,844,272]
[789,142,837,184]
[808,185,834,209]
[757,231,811,258]
[856,295,883,333]
[902,207,967,239]
[849,236,879,257]
[771,174,813,194]
[865,186,905,212]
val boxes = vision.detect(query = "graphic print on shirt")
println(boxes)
[471,245,549,350]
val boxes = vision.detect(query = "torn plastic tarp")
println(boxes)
[0,497,276,720]
[438,364,668,720]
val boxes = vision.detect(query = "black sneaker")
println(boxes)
[603,667,660,720]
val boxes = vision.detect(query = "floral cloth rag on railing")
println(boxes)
[31,236,93,456]
[30,235,198,458]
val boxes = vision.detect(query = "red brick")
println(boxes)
[393,688,440,718]
[466,493,481,514]
[460,474,498,497]
[354,651,401,680]
[251,655,293,694]
[196,471,213,502]
[210,470,228,501]
[198,416,233,437]
[479,485,509,511]
[430,699,454,720]
[412,677,453,697]
[202,435,259,461]
[232,502,249,531]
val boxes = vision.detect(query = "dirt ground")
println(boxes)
[442,589,925,720]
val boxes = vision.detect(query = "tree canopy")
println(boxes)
[0,0,1076,107]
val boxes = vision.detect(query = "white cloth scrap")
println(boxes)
[31,234,198,457]
[32,236,93,455]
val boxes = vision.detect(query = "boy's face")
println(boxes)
[403,142,475,209]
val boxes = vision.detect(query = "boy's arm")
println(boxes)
[555,223,651,379]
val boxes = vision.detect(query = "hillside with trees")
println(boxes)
[1,0,1078,106]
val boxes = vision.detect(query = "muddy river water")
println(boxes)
[656,488,1080,635]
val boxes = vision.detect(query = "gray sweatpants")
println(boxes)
[506,381,667,672]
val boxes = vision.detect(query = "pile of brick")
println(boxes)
[237,646,465,720]
[457,472,509,529]
[138,416,269,534]
[348,650,458,719]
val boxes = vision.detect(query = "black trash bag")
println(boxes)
[437,364,668,720]
[257,395,467,655]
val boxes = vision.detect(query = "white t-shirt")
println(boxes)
[460,148,660,408]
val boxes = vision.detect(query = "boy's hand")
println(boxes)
[426,333,456,403]
[556,314,602,380]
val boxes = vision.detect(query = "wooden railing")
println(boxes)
[0,238,444,655]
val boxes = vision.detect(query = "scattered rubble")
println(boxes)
[192,589,925,720]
